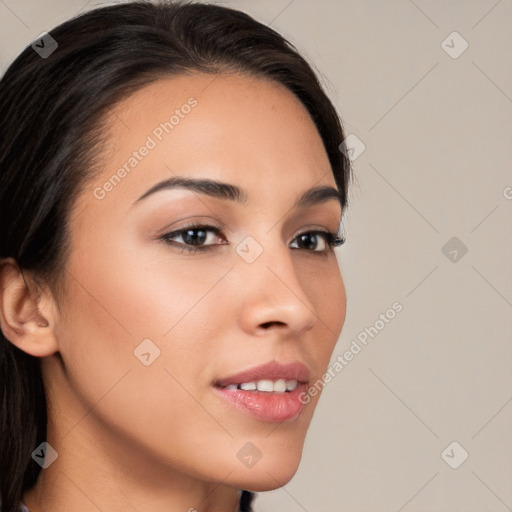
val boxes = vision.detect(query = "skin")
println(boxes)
[0,72,347,512]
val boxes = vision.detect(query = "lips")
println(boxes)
[214,360,310,388]
[212,360,311,422]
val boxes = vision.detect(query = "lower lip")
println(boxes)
[213,384,308,422]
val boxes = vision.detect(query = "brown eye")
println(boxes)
[159,224,226,253]
[291,231,345,253]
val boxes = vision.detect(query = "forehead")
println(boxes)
[74,71,335,218]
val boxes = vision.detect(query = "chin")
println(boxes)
[228,449,304,492]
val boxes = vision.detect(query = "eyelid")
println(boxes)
[159,220,341,241]
[156,215,228,234]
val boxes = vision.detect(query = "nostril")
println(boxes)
[261,321,285,329]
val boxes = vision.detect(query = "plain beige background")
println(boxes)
[1,1,511,510]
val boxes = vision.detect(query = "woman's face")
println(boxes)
[48,72,347,492]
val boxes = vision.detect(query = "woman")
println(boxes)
[0,1,352,511]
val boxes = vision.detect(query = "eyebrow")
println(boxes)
[133,176,344,211]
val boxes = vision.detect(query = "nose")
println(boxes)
[234,236,318,338]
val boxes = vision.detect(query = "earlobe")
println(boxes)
[0,257,59,357]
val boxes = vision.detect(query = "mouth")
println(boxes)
[212,360,310,423]
[218,378,300,393]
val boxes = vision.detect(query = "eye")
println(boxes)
[158,224,346,254]
[290,230,345,252]
[159,224,227,253]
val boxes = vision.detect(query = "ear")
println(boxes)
[0,257,59,357]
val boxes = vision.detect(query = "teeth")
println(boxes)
[285,379,298,391]
[240,381,257,391]
[224,379,298,393]
[273,379,287,392]
[256,379,274,392]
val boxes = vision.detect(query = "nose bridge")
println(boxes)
[234,232,317,333]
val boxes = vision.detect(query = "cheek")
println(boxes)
[323,267,347,341]
[59,288,218,409]
[63,223,234,338]
[54,243,242,475]
[296,258,347,393]
[56,229,234,410]
[300,257,347,337]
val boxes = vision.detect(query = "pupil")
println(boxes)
[184,228,206,245]
[300,233,317,250]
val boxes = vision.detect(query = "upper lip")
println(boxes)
[214,360,310,387]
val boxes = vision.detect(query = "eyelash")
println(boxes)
[158,223,346,255]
